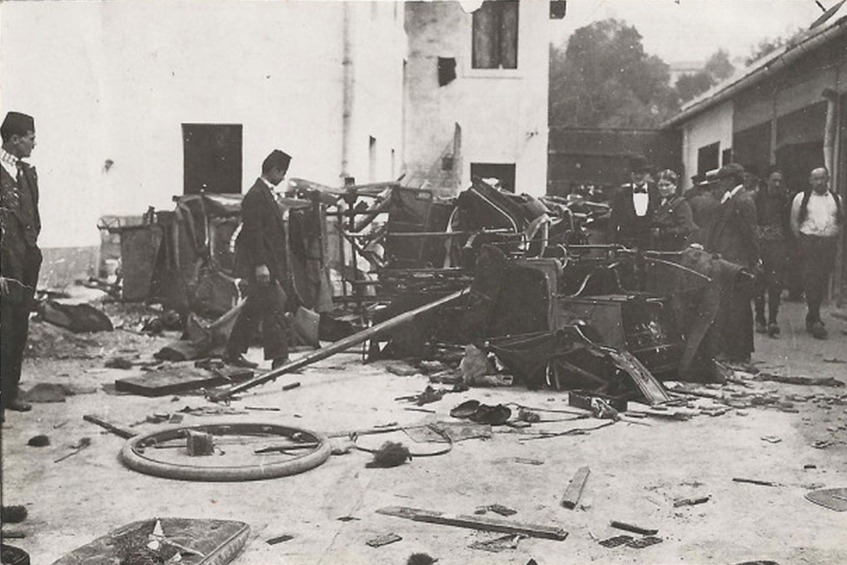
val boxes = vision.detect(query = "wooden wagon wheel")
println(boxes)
[121,422,331,482]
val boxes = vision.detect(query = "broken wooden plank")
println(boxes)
[376,506,568,541]
[756,373,845,387]
[561,466,590,509]
[610,520,658,536]
[83,415,136,439]
[366,533,402,547]
[732,477,777,487]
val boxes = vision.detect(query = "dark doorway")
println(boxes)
[471,162,516,193]
[182,124,243,194]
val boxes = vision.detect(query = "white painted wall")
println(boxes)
[0,0,406,248]
[680,100,734,190]
[404,0,549,197]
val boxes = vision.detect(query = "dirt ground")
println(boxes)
[2,295,847,565]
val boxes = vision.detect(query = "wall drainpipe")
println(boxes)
[341,2,354,181]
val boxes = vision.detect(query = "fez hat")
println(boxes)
[629,154,652,174]
[267,149,291,169]
[1,112,35,138]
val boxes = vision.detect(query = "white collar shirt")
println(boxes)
[0,148,20,179]
[631,184,650,217]
[721,184,744,204]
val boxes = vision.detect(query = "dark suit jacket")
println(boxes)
[234,178,288,284]
[609,182,661,248]
[705,187,759,268]
[650,195,695,251]
[0,162,41,279]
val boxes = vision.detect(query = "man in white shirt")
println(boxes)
[790,167,842,339]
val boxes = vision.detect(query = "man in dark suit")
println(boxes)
[705,163,759,364]
[1,111,42,416]
[609,155,660,250]
[223,150,294,370]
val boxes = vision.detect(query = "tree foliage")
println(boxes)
[674,49,736,104]
[549,19,679,128]
[744,31,796,66]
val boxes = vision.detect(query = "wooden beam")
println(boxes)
[376,506,568,541]
[561,466,591,509]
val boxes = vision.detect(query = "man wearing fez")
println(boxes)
[705,163,759,363]
[609,154,660,250]
[0,112,41,416]
[223,150,294,370]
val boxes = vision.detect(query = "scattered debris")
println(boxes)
[598,534,633,548]
[115,366,254,397]
[449,400,512,425]
[83,414,136,439]
[628,536,663,549]
[1,505,28,524]
[377,506,568,541]
[733,477,777,487]
[761,436,782,444]
[244,406,281,412]
[105,357,134,369]
[823,358,845,364]
[336,516,360,522]
[366,533,402,547]
[610,521,658,536]
[366,442,412,468]
[406,553,438,565]
[54,437,92,463]
[804,464,817,470]
[561,466,591,510]
[756,373,844,388]
[512,458,545,466]
[22,382,94,403]
[27,435,50,447]
[38,300,114,333]
[673,495,710,507]
[266,534,294,545]
[475,504,517,517]
[386,363,419,377]
[517,408,541,423]
[469,533,525,553]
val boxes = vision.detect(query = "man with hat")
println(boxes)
[1,111,41,416]
[705,162,760,363]
[223,150,296,370]
[609,154,660,250]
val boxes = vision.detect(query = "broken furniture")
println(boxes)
[121,422,330,481]
[50,518,249,565]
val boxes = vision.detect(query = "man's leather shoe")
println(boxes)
[810,321,828,339]
[767,323,780,337]
[6,400,32,412]
[223,354,258,369]
[755,321,767,334]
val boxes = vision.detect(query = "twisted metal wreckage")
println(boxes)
[112,176,754,406]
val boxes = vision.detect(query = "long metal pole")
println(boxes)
[208,288,469,401]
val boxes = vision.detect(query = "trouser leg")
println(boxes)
[257,283,289,361]
[226,287,264,356]
[1,248,40,411]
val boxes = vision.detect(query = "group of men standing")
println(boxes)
[0,108,296,421]
[609,155,843,366]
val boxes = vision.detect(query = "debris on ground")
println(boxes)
[474,504,517,517]
[21,382,96,403]
[37,300,114,333]
[406,553,438,565]
[266,534,294,545]
[732,478,777,487]
[26,435,50,447]
[610,521,658,536]
[377,506,568,541]
[469,533,525,552]
[54,437,92,463]
[561,466,591,509]
[366,532,402,547]
[365,442,412,468]
[104,357,134,369]
[0,506,28,524]
[386,363,419,377]
[673,495,711,507]
[804,487,847,512]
